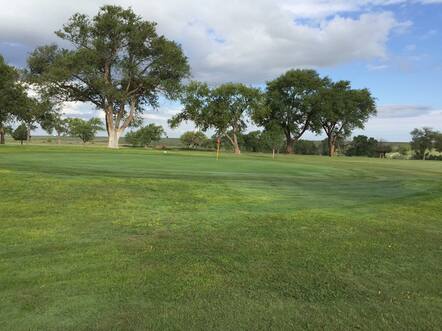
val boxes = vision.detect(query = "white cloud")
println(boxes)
[376,104,439,118]
[0,0,414,83]
[367,63,390,70]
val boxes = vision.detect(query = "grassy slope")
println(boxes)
[0,145,441,330]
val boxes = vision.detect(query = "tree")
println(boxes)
[252,69,324,154]
[0,55,30,144]
[27,5,189,149]
[125,124,165,147]
[346,135,378,157]
[316,80,376,157]
[11,124,28,145]
[180,131,208,149]
[67,117,103,143]
[242,131,262,152]
[294,140,319,155]
[410,127,436,160]
[170,82,261,154]
[434,132,442,153]
[395,144,409,156]
[18,97,55,142]
[41,113,69,144]
[261,125,285,159]
[375,140,392,158]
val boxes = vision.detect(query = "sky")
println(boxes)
[0,0,441,141]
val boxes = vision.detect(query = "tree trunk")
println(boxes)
[108,128,121,149]
[27,129,31,143]
[328,136,336,157]
[57,132,61,145]
[272,148,275,159]
[286,137,294,154]
[232,133,241,155]
[0,127,5,145]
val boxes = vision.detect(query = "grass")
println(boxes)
[0,145,441,330]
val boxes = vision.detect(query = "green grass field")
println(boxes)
[0,145,441,330]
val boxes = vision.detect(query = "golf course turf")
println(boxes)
[0,145,441,330]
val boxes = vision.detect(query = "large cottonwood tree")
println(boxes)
[252,69,324,154]
[316,80,376,157]
[27,5,189,148]
[170,82,261,154]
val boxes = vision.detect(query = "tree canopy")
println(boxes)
[41,113,69,144]
[0,55,30,144]
[125,124,165,147]
[27,5,190,148]
[180,131,208,149]
[67,117,103,143]
[252,69,324,154]
[315,80,376,157]
[170,82,262,154]
[11,124,28,145]
[346,135,378,157]
[410,127,437,160]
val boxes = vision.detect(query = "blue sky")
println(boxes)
[0,0,441,141]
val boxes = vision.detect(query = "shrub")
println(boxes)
[126,124,165,147]
[180,131,209,149]
[12,124,28,145]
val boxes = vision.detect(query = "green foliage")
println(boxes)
[260,125,286,153]
[375,140,392,158]
[11,124,28,144]
[180,131,208,149]
[410,127,437,160]
[395,144,410,156]
[170,81,262,153]
[346,135,379,157]
[0,55,31,144]
[316,80,376,156]
[67,117,103,143]
[27,5,189,147]
[293,140,319,155]
[434,132,442,153]
[41,114,69,137]
[241,131,262,152]
[253,69,324,153]
[125,124,165,147]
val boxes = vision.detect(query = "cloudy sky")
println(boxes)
[1,0,441,141]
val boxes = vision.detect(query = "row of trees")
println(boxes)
[0,5,376,156]
[169,70,376,156]
[10,117,103,144]
[4,5,437,158]
[177,129,442,160]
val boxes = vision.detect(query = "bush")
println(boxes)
[12,124,28,144]
[387,152,409,160]
[346,135,378,157]
[67,118,103,143]
[427,154,442,161]
[126,124,165,147]
[180,131,209,149]
[294,140,319,155]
